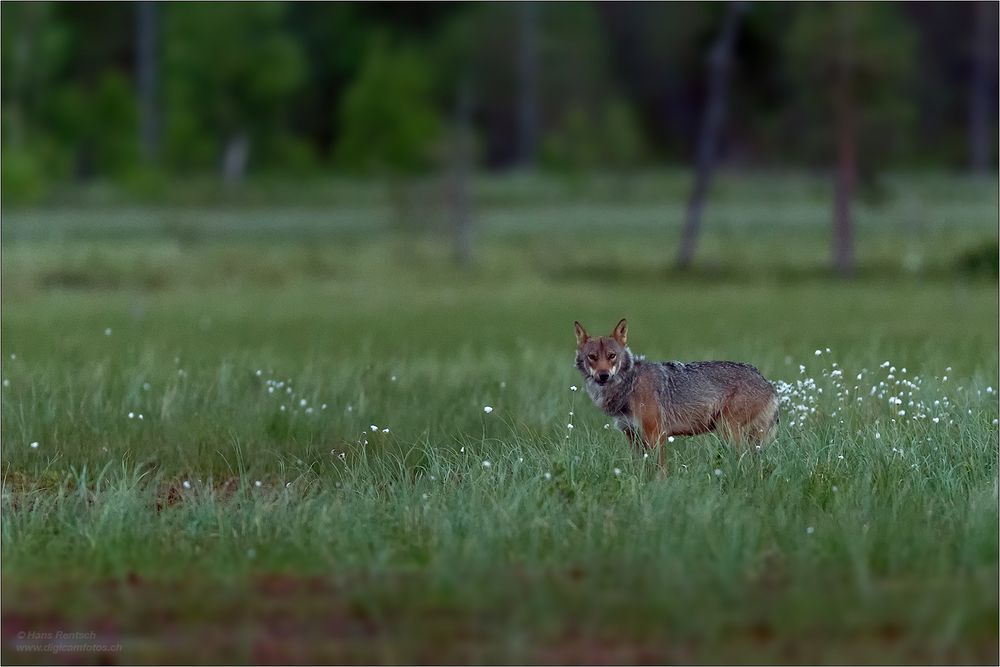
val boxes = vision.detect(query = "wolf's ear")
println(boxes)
[612,318,628,345]
[574,321,589,346]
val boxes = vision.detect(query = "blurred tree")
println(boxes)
[47,72,138,180]
[1,2,71,200]
[676,1,748,270]
[449,81,476,267]
[968,0,996,173]
[786,3,916,277]
[517,1,540,169]
[336,38,442,174]
[541,95,644,194]
[136,0,158,165]
[163,2,305,184]
[336,37,443,221]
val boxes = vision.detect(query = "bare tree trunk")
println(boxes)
[676,2,747,270]
[136,0,159,164]
[832,7,857,278]
[222,133,249,186]
[969,0,993,173]
[517,1,539,169]
[451,81,475,267]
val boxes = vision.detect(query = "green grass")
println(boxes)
[2,173,997,663]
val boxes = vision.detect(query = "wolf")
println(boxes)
[574,319,778,466]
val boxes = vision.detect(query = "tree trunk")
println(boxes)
[968,0,993,173]
[832,7,857,278]
[136,0,159,164]
[451,81,475,267]
[517,1,540,169]
[222,133,249,186]
[676,2,747,270]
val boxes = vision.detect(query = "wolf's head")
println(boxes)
[574,319,630,386]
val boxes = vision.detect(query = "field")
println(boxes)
[2,172,998,664]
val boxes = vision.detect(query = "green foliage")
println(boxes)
[336,38,443,175]
[163,2,306,172]
[784,3,918,172]
[47,72,139,178]
[542,96,645,183]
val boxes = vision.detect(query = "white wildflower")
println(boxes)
[29,441,38,449]
[483,406,493,414]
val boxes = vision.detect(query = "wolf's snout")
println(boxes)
[596,372,611,384]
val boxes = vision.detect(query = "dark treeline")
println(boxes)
[2,1,996,201]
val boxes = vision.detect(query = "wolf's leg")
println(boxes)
[621,426,645,455]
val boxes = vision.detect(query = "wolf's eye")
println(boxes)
[587,354,597,362]
[607,353,616,361]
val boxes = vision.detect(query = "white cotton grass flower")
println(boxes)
[667,436,675,443]
[2,379,8,387]
[29,441,39,449]
[482,460,491,469]
[806,526,815,535]
[128,412,135,419]
[566,423,574,429]
[381,428,389,434]
[182,480,191,489]
[613,468,621,476]
[370,425,378,432]
[254,480,262,488]
[815,350,822,356]
[543,472,552,480]
[570,385,578,392]
[714,468,723,477]
[104,328,112,336]
[483,406,493,414]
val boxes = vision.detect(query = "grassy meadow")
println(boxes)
[1,172,998,664]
